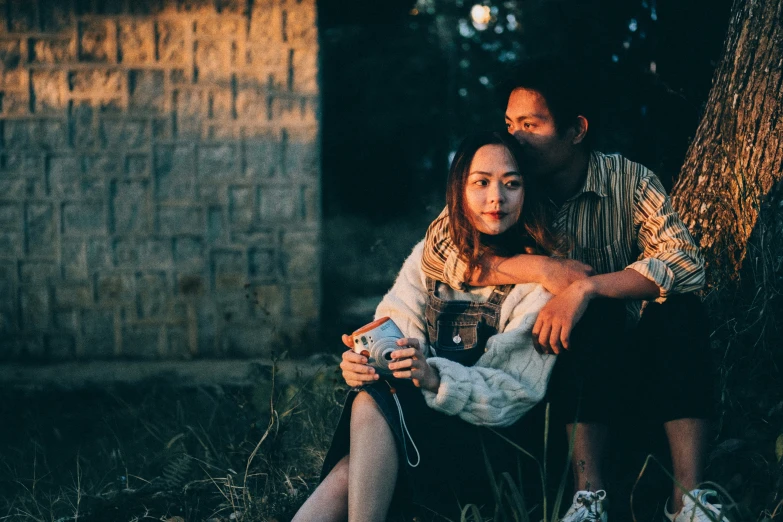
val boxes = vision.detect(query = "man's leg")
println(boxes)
[664,418,708,512]
[549,299,627,496]
[634,295,714,513]
[566,423,609,492]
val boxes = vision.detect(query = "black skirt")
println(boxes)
[320,378,538,519]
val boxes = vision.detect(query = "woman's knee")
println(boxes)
[351,390,383,423]
[330,455,350,489]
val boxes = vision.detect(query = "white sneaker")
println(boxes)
[559,490,608,522]
[664,489,730,522]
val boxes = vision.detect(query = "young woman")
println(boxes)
[293,131,560,522]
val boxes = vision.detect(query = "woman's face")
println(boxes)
[464,144,524,235]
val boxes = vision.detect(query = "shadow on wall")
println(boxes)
[0,0,321,361]
[320,211,443,353]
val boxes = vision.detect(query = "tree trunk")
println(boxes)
[670,0,783,289]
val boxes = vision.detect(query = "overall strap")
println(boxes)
[425,276,438,294]
[486,284,514,306]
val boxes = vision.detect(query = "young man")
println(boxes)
[421,59,729,522]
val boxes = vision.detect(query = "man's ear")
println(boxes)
[571,116,588,144]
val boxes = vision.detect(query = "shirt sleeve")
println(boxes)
[420,283,556,427]
[421,207,470,291]
[627,170,705,302]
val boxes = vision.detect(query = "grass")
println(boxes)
[1,217,782,521]
[1,297,781,522]
[0,357,345,522]
[1,346,778,522]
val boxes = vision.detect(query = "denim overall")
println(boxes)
[424,277,514,365]
[321,279,520,518]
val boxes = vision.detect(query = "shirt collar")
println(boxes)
[577,151,611,198]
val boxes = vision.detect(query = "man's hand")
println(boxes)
[339,334,379,387]
[533,268,662,354]
[533,279,594,354]
[540,258,595,295]
[387,338,440,392]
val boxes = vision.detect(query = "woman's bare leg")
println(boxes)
[292,391,399,522]
[292,455,350,522]
[348,390,399,522]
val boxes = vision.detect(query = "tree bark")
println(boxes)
[671,0,783,289]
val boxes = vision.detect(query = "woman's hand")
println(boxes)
[388,338,440,392]
[339,334,379,387]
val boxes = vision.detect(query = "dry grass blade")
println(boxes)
[500,471,530,522]
[480,439,503,521]
[631,454,729,522]
[165,433,185,450]
[767,498,783,519]
[487,428,546,521]
[630,454,655,522]
[460,503,483,522]
[550,420,578,522]
[242,408,279,506]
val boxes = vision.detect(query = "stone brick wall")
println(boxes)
[0,0,320,360]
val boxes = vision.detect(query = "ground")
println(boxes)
[3,354,770,522]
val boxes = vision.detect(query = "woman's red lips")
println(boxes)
[484,211,507,220]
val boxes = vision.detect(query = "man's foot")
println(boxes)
[664,489,730,522]
[559,490,608,522]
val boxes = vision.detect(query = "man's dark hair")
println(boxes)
[498,57,597,143]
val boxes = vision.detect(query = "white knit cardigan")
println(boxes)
[375,241,556,428]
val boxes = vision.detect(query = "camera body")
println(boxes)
[351,317,404,376]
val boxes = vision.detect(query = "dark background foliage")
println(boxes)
[318,0,732,219]
[315,0,734,339]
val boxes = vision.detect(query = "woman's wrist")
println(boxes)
[424,367,441,393]
[537,256,559,284]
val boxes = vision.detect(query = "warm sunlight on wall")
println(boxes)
[0,0,321,360]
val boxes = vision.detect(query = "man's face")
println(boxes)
[504,88,578,180]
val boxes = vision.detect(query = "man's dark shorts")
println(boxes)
[547,294,714,425]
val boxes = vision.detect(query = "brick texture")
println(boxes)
[0,0,320,360]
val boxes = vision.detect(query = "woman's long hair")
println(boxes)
[442,131,560,282]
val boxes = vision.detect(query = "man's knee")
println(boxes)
[638,293,710,346]
[570,298,625,353]
[644,293,705,323]
[633,294,715,422]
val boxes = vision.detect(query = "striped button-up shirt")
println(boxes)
[422,151,705,321]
